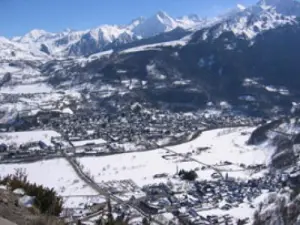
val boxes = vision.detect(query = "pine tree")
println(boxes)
[142,217,150,225]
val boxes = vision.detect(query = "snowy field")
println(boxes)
[169,127,274,166]
[120,39,187,54]
[77,127,272,188]
[0,83,53,94]
[0,130,61,147]
[0,158,96,196]
[77,149,200,187]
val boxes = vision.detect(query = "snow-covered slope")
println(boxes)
[16,29,56,43]
[202,0,299,40]
[259,0,300,16]
[0,37,49,61]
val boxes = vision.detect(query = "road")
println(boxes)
[62,150,165,225]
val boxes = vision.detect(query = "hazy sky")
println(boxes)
[0,0,258,37]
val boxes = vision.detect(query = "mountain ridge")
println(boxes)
[5,11,211,57]
[3,0,300,59]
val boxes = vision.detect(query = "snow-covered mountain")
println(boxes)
[0,36,49,61]
[259,0,300,16]
[2,0,300,59]
[201,0,300,40]
[7,11,210,57]
[132,11,178,38]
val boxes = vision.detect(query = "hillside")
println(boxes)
[0,188,63,225]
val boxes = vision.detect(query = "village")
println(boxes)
[138,171,287,225]
[0,103,278,225]
[0,102,261,163]
[60,161,293,225]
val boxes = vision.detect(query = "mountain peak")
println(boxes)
[257,0,300,16]
[132,11,177,37]
[19,29,52,43]
[187,14,201,21]
[153,11,176,27]
[127,17,145,30]
[130,16,145,23]
[0,36,10,44]
[26,29,48,38]
[237,4,246,11]
[218,4,247,20]
[63,28,73,33]
[156,10,169,19]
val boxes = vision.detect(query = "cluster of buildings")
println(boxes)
[0,138,62,163]
[0,101,262,163]
[136,172,286,225]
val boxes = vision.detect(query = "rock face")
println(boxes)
[246,117,300,170]
[270,135,296,169]
[271,148,296,169]
[253,190,300,225]
[247,120,284,145]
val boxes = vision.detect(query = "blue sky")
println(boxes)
[0,0,257,37]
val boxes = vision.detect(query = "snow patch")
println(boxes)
[0,130,61,147]
[0,83,53,94]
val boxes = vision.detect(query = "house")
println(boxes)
[211,172,221,179]
[221,203,232,211]
[0,143,7,152]
[38,141,48,149]
[140,200,160,214]
[153,173,168,179]
[69,136,81,141]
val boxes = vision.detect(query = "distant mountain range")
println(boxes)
[2,0,300,59]
[2,11,215,58]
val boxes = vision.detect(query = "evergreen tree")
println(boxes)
[142,217,150,225]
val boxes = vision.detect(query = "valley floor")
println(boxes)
[0,126,278,224]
